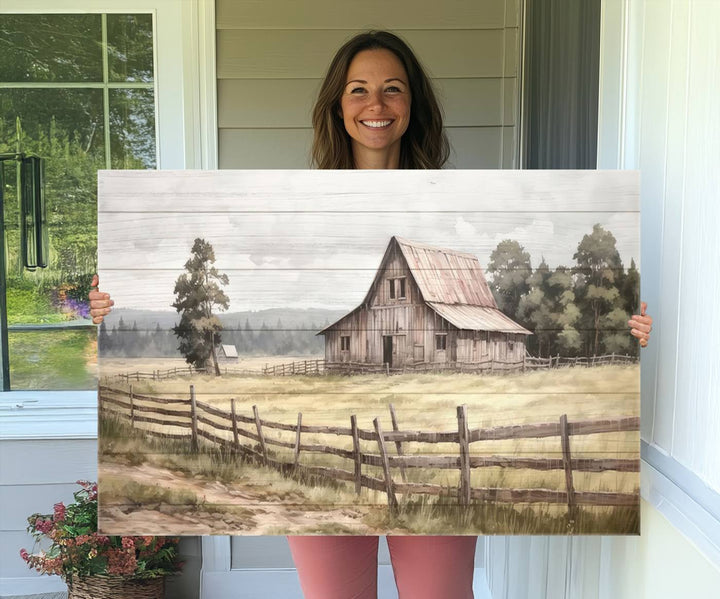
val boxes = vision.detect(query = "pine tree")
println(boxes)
[487,240,532,321]
[573,224,623,356]
[172,238,229,374]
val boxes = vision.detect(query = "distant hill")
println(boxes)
[99,307,348,358]
[103,307,347,332]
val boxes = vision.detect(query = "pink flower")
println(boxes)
[107,548,137,576]
[53,502,66,522]
[121,537,135,549]
[19,548,29,562]
[34,518,53,534]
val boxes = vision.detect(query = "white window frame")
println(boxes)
[0,0,217,441]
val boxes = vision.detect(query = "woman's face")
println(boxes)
[340,49,411,165]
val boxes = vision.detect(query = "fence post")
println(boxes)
[351,415,362,494]
[373,418,398,512]
[457,405,471,506]
[230,398,240,451]
[294,412,303,468]
[611,352,615,365]
[385,362,390,376]
[560,414,577,522]
[253,405,269,465]
[522,354,526,373]
[129,384,135,427]
[189,384,199,452]
[389,404,408,483]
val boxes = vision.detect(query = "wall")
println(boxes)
[215,0,522,169]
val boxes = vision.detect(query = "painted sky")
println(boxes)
[99,170,640,312]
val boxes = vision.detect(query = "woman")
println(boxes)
[90,31,653,599]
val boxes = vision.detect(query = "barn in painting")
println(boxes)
[319,237,531,369]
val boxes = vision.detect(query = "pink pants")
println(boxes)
[288,536,477,599]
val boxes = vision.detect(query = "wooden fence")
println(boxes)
[99,385,640,517]
[106,364,260,383]
[271,353,638,377]
[262,359,325,376]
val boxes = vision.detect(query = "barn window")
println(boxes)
[388,277,406,300]
[435,334,447,350]
[340,335,350,351]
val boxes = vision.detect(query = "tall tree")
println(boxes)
[518,259,553,356]
[172,239,229,375]
[487,240,532,321]
[573,224,623,355]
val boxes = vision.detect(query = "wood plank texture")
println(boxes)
[217,0,509,30]
[217,30,509,79]
[218,78,516,128]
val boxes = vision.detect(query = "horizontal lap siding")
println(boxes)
[216,0,522,169]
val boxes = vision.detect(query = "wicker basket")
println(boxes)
[67,575,165,599]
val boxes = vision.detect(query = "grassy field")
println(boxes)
[99,363,640,534]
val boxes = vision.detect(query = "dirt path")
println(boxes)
[99,462,386,536]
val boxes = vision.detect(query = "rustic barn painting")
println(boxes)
[320,236,531,369]
[97,169,641,536]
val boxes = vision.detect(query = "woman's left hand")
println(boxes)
[628,301,653,348]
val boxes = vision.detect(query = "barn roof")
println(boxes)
[318,237,531,335]
[427,303,532,334]
[388,237,499,307]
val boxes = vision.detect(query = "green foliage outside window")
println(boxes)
[0,13,156,389]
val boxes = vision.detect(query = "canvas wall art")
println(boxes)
[97,169,640,536]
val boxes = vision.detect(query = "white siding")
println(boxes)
[216,0,522,169]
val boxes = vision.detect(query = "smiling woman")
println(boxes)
[340,49,412,168]
[311,31,448,170]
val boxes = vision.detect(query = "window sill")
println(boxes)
[641,440,720,567]
[0,391,97,440]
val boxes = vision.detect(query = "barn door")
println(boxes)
[383,336,393,368]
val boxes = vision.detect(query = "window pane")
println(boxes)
[0,13,157,391]
[8,329,97,390]
[1,88,104,286]
[109,89,156,168]
[107,14,154,83]
[0,14,102,82]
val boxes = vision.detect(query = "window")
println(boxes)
[435,333,447,351]
[387,277,406,301]
[0,13,156,390]
[340,335,350,351]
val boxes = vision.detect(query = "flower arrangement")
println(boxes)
[20,481,182,584]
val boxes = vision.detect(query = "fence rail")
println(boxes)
[104,353,637,383]
[271,353,637,377]
[99,384,640,519]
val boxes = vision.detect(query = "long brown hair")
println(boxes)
[311,31,449,169]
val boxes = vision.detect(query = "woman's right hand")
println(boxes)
[89,274,114,324]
